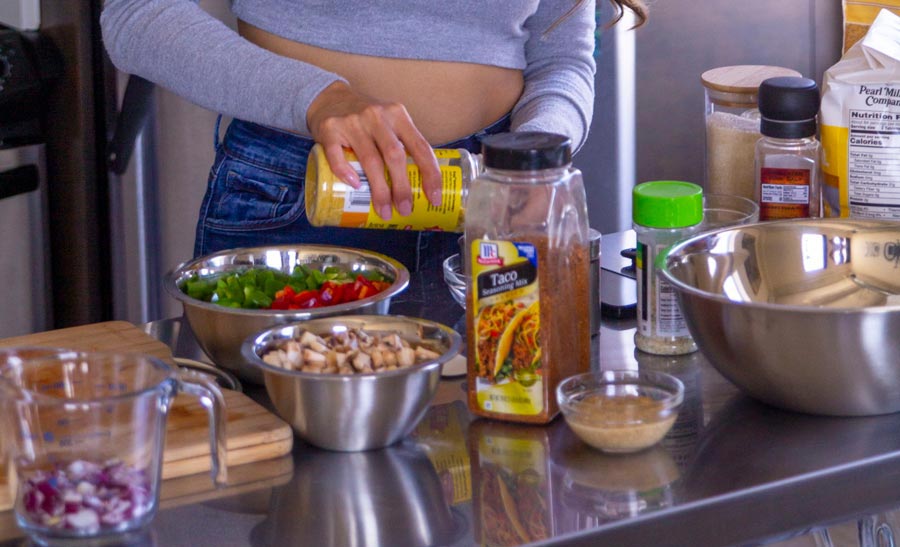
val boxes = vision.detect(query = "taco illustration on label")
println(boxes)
[474,301,525,382]
[498,301,541,387]
[475,300,541,385]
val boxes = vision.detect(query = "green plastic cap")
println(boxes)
[633,181,703,228]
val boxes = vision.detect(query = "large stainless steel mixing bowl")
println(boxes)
[241,315,462,451]
[660,218,900,416]
[163,245,409,384]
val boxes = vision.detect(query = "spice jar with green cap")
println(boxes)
[633,181,703,355]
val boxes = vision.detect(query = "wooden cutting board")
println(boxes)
[0,321,294,511]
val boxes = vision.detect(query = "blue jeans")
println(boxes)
[194,115,510,272]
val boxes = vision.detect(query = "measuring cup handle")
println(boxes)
[177,370,228,485]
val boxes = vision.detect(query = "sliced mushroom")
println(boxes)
[299,330,328,352]
[351,351,372,372]
[357,329,373,346]
[368,349,385,369]
[263,352,284,368]
[397,347,416,368]
[382,333,404,351]
[261,327,445,375]
[415,346,441,362]
[302,348,327,366]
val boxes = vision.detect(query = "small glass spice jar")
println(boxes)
[701,65,802,200]
[633,181,703,355]
[755,76,823,220]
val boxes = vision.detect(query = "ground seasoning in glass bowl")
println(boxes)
[464,132,592,424]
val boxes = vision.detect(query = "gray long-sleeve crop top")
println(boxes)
[100,0,597,150]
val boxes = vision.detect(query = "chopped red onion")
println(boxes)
[19,459,152,532]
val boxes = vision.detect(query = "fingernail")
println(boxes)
[341,171,360,188]
[397,199,412,216]
[378,205,393,220]
[429,189,443,206]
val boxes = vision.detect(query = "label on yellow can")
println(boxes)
[305,145,465,231]
[469,239,543,416]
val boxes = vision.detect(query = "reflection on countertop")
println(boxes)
[134,265,900,547]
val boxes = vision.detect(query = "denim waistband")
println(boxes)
[217,113,511,175]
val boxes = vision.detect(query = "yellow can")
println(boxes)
[304,144,481,232]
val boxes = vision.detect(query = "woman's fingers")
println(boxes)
[307,83,440,220]
[346,137,393,221]
[369,116,413,217]
[393,115,442,208]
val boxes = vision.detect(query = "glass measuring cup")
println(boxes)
[0,349,228,546]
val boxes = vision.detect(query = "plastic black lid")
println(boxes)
[481,132,572,170]
[758,77,820,138]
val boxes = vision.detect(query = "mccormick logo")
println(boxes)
[477,242,504,266]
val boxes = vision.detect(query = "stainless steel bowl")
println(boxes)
[660,218,900,416]
[240,315,462,451]
[163,245,410,384]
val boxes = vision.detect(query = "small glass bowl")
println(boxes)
[701,193,760,231]
[557,370,684,454]
[442,254,467,308]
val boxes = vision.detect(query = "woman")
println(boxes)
[100,0,646,271]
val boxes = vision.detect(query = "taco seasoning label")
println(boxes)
[467,236,591,424]
[469,239,543,417]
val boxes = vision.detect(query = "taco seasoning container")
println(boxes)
[305,143,481,232]
[701,65,802,200]
[633,181,703,355]
[465,132,591,424]
[755,77,823,220]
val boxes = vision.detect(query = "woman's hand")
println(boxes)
[307,81,442,221]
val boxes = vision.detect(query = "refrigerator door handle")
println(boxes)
[0,163,38,200]
[107,74,155,175]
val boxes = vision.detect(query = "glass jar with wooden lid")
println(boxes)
[701,65,802,200]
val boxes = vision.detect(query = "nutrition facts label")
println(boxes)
[848,109,900,219]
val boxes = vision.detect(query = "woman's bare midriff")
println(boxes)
[238,21,524,144]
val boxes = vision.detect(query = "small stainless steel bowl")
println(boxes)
[163,245,410,384]
[240,315,462,451]
[660,218,900,416]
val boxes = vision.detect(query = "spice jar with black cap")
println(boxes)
[464,132,591,424]
[755,76,823,220]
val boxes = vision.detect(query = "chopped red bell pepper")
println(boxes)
[258,272,388,311]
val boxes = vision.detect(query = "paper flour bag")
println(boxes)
[843,0,900,52]
[821,9,900,219]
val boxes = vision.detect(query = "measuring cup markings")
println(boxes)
[58,430,112,448]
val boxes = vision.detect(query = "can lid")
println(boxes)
[633,181,703,228]
[758,76,820,138]
[481,132,571,170]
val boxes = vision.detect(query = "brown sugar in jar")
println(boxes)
[464,132,592,424]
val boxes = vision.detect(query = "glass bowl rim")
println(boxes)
[556,370,685,422]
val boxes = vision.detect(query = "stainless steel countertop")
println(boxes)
[13,266,897,547]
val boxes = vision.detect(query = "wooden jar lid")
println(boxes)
[701,65,803,94]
